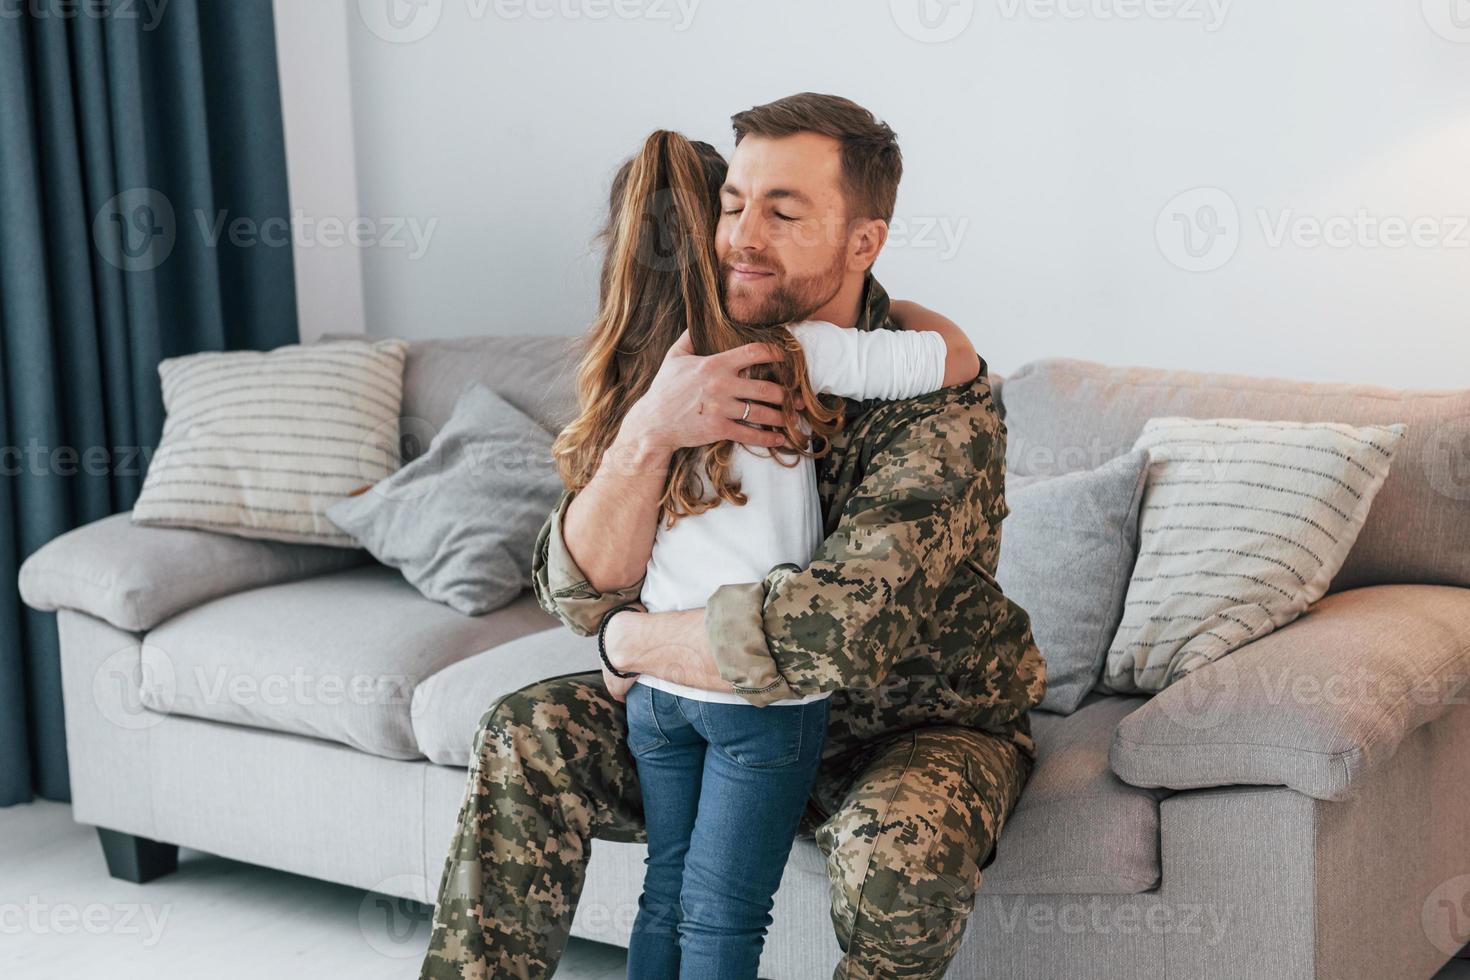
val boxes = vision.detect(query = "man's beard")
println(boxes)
[720,249,847,327]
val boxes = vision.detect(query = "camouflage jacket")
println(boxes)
[531,276,1046,759]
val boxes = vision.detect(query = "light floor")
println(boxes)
[1,799,624,980]
[3,798,1468,980]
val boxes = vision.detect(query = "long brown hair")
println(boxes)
[552,130,843,528]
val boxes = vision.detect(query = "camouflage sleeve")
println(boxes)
[530,489,644,637]
[705,389,1003,706]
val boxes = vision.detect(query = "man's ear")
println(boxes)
[847,218,889,273]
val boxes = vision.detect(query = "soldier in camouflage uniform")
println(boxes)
[419,272,1048,980]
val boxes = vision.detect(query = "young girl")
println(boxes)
[552,131,980,979]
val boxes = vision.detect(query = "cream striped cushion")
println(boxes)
[1101,416,1406,694]
[132,339,409,547]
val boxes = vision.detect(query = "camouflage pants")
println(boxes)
[419,672,1033,980]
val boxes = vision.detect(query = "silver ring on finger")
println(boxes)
[740,399,751,423]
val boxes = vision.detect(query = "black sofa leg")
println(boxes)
[97,828,179,883]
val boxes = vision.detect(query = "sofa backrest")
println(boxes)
[997,357,1470,593]
[399,335,580,456]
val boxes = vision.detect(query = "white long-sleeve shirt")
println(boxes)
[636,320,949,705]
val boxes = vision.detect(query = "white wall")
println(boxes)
[272,0,367,342]
[292,0,1470,387]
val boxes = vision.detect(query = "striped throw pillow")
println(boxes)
[1101,416,1406,694]
[132,339,409,547]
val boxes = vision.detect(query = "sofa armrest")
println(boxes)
[19,512,371,633]
[1109,584,1470,802]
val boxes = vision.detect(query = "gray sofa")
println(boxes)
[19,337,1470,980]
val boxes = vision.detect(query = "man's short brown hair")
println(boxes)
[731,92,902,223]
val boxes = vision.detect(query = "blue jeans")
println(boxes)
[624,682,829,980]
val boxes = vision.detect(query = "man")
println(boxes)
[420,93,1046,980]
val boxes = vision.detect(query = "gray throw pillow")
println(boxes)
[327,384,565,616]
[997,449,1150,714]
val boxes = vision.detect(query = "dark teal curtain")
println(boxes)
[0,0,299,806]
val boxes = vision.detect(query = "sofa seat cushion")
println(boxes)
[413,627,601,766]
[984,694,1165,894]
[140,565,557,759]
[793,695,1164,896]
[420,638,1162,896]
